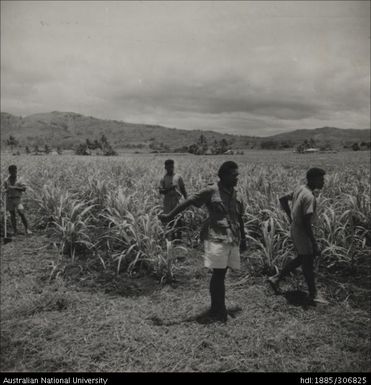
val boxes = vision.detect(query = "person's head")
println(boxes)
[306,167,325,190]
[218,161,239,188]
[8,164,17,177]
[164,159,174,175]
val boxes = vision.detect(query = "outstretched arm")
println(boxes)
[4,185,25,191]
[279,193,293,223]
[159,199,193,222]
[159,187,211,222]
[178,177,188,199]
[13,186,26,191]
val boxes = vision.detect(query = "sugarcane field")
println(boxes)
[1,150,370,372]
[1,0,370,378]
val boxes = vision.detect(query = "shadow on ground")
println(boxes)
[148,305,243,326]
[63,267,161,297]
[282,290,313,309]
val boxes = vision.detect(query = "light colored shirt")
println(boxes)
[159,173,185,214]
[289,184,318,255]
[291,184,317,230]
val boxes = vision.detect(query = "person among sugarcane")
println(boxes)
[3,164,32,236]
[159,161,247,322]
[268,167,328,304]
[159,159,187,240]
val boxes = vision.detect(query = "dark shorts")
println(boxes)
[7,198,24,211]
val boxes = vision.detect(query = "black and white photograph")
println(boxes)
[0,0,370,377]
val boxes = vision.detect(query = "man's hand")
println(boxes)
[158,213,170,223]
[161,186,176,194]
[313,242,321,257]
[6,185,25,191]
[240,239,247,253]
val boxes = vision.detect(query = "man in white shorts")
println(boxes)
[159,161,247,322]
[268,167,327,304]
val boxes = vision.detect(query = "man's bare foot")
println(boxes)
[268,275,281,294]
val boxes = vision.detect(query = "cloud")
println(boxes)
[1,1,369,135]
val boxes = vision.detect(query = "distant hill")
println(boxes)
[0,111,256,150]
[1,111,369,150]
[269,126,370,146]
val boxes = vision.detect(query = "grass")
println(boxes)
[1,151,369,278]
[0,150,370,372]
[1,234,369,372]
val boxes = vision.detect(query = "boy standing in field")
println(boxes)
[159,161,247,322]
[159,159,187,240]
[268,167,327,304]
[3,164,32,236]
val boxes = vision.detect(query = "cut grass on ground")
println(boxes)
[1,234,370,372]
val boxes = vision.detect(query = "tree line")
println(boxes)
[3,134,370,155]
[150,134,242,155]
[4,135,117,156]
[75,135,117,156]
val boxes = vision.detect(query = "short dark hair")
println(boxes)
[164,159,174,166]
[218,161,238,179]
[306,167,325,181]
[8,164,17,172]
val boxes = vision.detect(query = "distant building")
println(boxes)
[303,148,319,153]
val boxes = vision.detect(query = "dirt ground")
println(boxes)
[1,233,370,372]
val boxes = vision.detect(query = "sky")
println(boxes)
[1,1,370,136]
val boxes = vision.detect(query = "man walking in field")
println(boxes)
[268,167,328,304]
[3,164,32,236]
[159,159,187,240]
[159,161,247,322]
